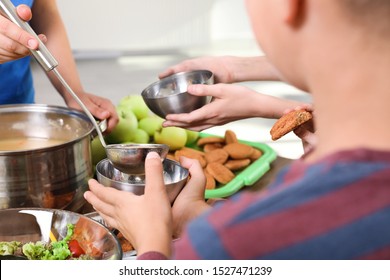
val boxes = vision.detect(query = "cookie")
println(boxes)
[197,136,225,146]
[204,148,229,164]
[270,109,313,141]
[249,148,263,162]
[224,130,238,144]
[204,169,216,190]
[206,162,235,184]
[203,143,223,153]
[223,143,255,159]
[224,159,251,171]
[175,149,207,168]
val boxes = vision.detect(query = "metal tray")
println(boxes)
[190,132,277,199]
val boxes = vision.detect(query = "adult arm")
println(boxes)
[159,55,282,84]
[30,0,118,132]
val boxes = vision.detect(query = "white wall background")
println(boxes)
[57,0,255,54]
[211,0,254,41]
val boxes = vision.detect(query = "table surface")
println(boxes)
[247,156,292,192]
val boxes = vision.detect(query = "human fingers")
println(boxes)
[158,59,201,79]
[85,178,124,206]
[178,156,206,197]
[37,34,47,44]
[158,68,176,79]
[144,152,169,201]
[91,98,119,133]
[71,93,119,133]
[293,120,317,153]
[16,4,32,21]
[164,103,215,124]
[0,13,38,50]
[171,157,208,237]
[283,103,314,115]
[163,120,213,131]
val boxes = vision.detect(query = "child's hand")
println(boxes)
[84,152,173,257]
[283,105,316,154]
[171,156,211,239]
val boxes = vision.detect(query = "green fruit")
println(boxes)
[91,137,107,166]
[131,128,150,144]
[118,95,150,120]
[185,129,200,146]
[154,127,187,151]
[138,116,164,137]
[105,107,138,144]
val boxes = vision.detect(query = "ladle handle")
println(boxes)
[0,0,58,71]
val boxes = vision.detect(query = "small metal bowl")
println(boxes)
[141,70,214,119]
[106,143,169,175]
[0,208,122,260]
[96,158,189,204]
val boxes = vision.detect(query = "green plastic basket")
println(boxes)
[189,132,277,199]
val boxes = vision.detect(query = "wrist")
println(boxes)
[233,56,281,82]
[173,200,211,238]
[136,229,172,258]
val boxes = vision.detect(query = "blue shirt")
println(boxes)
[0,0,35,104]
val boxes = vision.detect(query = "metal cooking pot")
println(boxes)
[0,104,96,211]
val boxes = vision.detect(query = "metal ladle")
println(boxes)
[0,0,169,174]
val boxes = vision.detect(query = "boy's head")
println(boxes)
[245,0,390,91]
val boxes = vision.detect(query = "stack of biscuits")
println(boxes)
[167,130,263,190]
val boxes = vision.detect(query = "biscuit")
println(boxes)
[249,148,263,162]
[203,143,223,153]
[223,143,255,159]
[175,149,207,168]
[204,148,229,164]
[270,109,313,141]
[204,169,216,190]
[206,162,235,184]
[224,130,238,144]
[197,136,225,146]
[224,159,251,171]
[180,147,205,157]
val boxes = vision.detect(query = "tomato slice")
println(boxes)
[68,239,85,258]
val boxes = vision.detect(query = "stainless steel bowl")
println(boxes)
[96,158,188,204]
[85,211,137,259]
[0,208,122,260]
[106,143,169,175]
[141,70,214,118]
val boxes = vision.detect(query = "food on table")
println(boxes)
[116,232,134,253]
[0,224,93,260]
[169,130,263,189]
[206,162,235,184]
[270,109,313,141]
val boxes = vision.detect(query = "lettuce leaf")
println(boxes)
[0,241,21,255]
[22,224,75,260]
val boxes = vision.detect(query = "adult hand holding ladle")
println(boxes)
[0,0,169,174]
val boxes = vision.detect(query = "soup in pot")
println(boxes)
[0,137,66,151]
